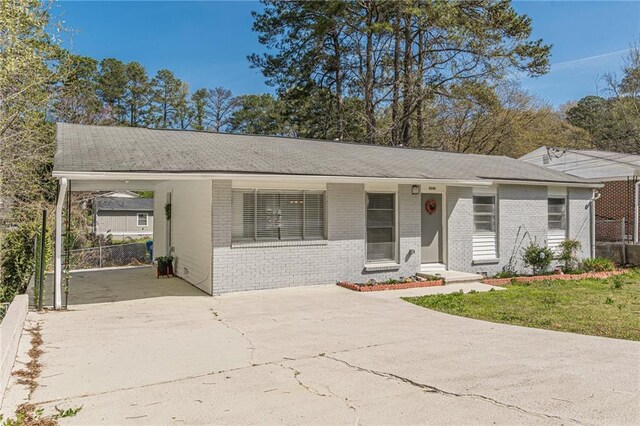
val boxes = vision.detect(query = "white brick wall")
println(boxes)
[156,179,594,293]
[447,184,593,276]
[211,181,421,293]
[569,187,593,259]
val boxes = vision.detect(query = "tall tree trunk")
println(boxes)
[391,5,401,146]
[331,31,345,141]
[401,12,413,146]
[364,1,375,144]
[416,26,425,146]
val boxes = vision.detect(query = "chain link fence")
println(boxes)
[595,218,627,244]
[69,242,151,270]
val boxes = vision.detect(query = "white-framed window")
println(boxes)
[473,195,496,233]
[548,191,567,252]
[472,192,498,261]
[232,189,325,242]
[137,213,149,227]
[366,192,396,262]
[548,197,567,231]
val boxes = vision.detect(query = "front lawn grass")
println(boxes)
[404,270,640,341]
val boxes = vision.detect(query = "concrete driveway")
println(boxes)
[2,267,639,425]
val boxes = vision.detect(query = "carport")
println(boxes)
[52,176,161,309]
[38,267,205,307]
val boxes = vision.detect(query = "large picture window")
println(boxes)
[232,190,325,242]
[366,193,396,262]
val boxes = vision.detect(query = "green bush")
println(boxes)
[521,241,553,275]
[558,239,581,272]
[581,257,615,272]
[1,221,52,304]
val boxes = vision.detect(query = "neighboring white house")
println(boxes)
[93,196,154,240]
[520,146,640,242]
[51,124,599,303]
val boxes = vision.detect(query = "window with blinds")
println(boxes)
[366,193,396,262]
[232,189,325,242]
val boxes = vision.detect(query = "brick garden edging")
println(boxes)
[337,279,444,292]
[482,269,626,286]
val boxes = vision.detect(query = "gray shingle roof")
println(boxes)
[55,123,593,185]
[94,197,154,212]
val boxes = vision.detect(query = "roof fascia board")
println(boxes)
[489,179,602,188]
[52,171,492,187]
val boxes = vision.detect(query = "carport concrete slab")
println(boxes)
[2,269,639,425]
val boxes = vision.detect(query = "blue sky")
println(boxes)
[55,1,640,107]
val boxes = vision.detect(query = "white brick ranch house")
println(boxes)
[52,123,600,304]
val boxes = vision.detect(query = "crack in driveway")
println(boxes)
[321,354,588,426]
[276,362,358,414]
[30,335,587,426]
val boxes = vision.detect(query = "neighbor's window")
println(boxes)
[232,190,325,242]
[137,213,149,227]
[473,196,496,232]
[366,193,396,262]
[548,197,567,230]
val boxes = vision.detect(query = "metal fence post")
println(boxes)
[99,243,103,268]
[622,217,627,265]
[38,209,46,311]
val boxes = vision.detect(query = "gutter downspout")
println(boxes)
[54,177,68,310]
[591,189,601,259]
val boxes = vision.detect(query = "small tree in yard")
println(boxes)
[521,241,553,275]
[558,239,582,272]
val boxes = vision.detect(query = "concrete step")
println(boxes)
[420,263,446,272]
[417,270,484,284]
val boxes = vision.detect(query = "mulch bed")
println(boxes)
[482,269,626,286]
[337,279,444,292]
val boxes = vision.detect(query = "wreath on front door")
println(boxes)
[425,199,437,215]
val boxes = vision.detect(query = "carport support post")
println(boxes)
[54,177,68,310]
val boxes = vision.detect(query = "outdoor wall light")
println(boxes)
[411,185,420,195]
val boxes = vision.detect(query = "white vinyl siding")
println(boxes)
[548,196,567,253]
[472,195,497,260]
[366,192,396,262]
[232,190,325,242]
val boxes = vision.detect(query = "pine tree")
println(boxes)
[150,69,181,128]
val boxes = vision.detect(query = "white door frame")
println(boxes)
[420,184,447,268]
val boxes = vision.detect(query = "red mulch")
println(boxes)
[337,279,444,292]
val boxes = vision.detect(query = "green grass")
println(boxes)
[404,271,640,341]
